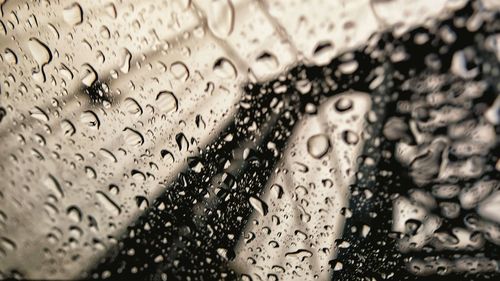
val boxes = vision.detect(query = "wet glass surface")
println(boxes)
[0,0,499,280]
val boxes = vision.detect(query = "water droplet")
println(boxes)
[254,52,279,75]
[30,106,49,122]
[63,3,83,26]
[175,133,189,151]
[123,128,144,146]
[334,97,353,112]
[156,91,178,113]
[105,3,117,19]
[205,0,234,38]
[60,119,76,137]
[285,249,313,261]
[249,196,268,216]
[0,237,17,252]
[43,174,64,199]
[213,57,237,79]
[160,149,175,163]
[171,62,189,81]
[27,38,52,82]
[85,166,97,179]
[66,206,82,223]
[81,64,98,87]
[99,148,117,163]
[4,48,17,64]
[270,184,284,199]
[135,196,149,210]
[123,98,142,116]
[342,130,359,145]
[296,79,312,95]
[307,134,330,159]
[120,48,132,74]
[312,41,335,65]
[80,111,100,130]
[96,191,121,216]
[338,60,358,74]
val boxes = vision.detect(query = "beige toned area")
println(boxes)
[0,0,497,280]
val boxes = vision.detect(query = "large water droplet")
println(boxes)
[249,196,268,216]
[60,119,76,137]
[63,3,83,26]
[156,91,178,113]
[43,174,64,199]
[334,97,353,112]
[96,191,121,216]
[80,111,100,130]
[120,48,132,74]
[171,62,189,81]
[27,38,52,82]
[307,134,330,159]
[123,98,142,116]
[123,128,144,146]
[30,106,49,122]
[213,57,237,79]
[205,0,235,38]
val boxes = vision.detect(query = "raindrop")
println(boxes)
[123,98,142,116]
[135,196,149,210]
[123,128,144,146]
[338,60,358,74]
[81,64,98,87]
[4,48,17,64]
[213,57,237,79]
[334,97,353,112]
[96,191,121,216]
[175,133,189,151]
[160,149,175,163]
[80,111,100,130]
[66,206,82,223]
[342,130,359,145]
[170,62,189,81]
[156,91,178,113]
[60,119,76,137]
[120,48,132,74]
[43,174,64,199]
[254,52,279,74]
[63,3,83,26]
[205,0,235,38]
[99,148,117,163]
[249,196,268,216]
[0,107,5,123]
[29,106,49,122]
[307,134,331,159]
[27,38,52,82]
